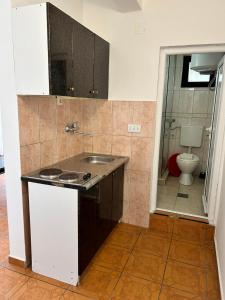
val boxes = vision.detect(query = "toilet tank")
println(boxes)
[180,125,203,147]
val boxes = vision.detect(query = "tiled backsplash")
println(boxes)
[18,96,156,227]
[164,55,214,174]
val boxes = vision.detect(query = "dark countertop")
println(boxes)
[22,152,129,190]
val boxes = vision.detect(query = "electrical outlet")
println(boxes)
[128,124,141,133]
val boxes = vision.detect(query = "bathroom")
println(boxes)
[157,53,223,217]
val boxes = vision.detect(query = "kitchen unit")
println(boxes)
[12,3,109,98]
[22,153,128,285]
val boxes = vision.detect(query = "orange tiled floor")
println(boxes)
[0,174,221,299]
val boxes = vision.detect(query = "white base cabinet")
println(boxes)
[28,182,78,285]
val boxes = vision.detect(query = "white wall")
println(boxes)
[0,0,26,260]
[11,0,83,22]
[83,0,225,100]
[215,146,225,299]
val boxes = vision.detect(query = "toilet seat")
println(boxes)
[177,153,199,162]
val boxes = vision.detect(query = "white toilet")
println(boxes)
[176,125,203,186]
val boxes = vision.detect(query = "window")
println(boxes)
[181,56,214,88]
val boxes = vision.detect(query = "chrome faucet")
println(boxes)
[65,122,80,134]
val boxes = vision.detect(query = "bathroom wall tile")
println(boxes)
[112,101,132,136]
[92,134,112,154]
[171,91,180,113]
[18,96,40,146]
[174,66,183,90]
[39,98,57,142]
[20,143,41,174]
[179,90,194,114]
[130,137,153,172]
[193,90,209,114]
[40,139,58,168]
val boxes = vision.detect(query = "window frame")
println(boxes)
[181,55,215,88]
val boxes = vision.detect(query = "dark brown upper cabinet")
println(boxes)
[13,3,110,99]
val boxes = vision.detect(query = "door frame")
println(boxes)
[150,44,225,225]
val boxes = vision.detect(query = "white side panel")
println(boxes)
[28,182,78,285]
[12,4,50,95]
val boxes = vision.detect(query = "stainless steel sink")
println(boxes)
[82,156,115,164]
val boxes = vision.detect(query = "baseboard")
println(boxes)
[214,235,224,300]
[8,256,27,268]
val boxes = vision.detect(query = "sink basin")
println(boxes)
[83,156,115,165]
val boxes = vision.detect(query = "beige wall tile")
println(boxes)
[92,135,112,154]
[56,134,68,161]
[112,101,132,136]
[20,144,41,174]
[56,100,70,135]
[39,98,57,142]
[83,136,93,153]
[18,97,40,146]
[40,139,58,168]
[130,137,153,172]
[69,100,83,130]
[66,135,84,158]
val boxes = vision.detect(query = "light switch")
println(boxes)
[128,124,141,133]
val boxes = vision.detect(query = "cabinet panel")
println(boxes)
[78,184,98,275]
[73,25,95,98]
[94,35,110,99]
[48,4,74,96]
[112,166,124,223]
[96,174,113,249]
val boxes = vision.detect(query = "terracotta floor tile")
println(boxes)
[169,240,207,268]
[115,223,142,234]
[205,247,218,271]
[70,265,120,299]
[173,219,206,245]
[105,229,139,250]
[93,245,130,271]
[143,214,174,238]
[2,259,28,276]
[135,232,170,258]
[10,278,65,299]
[124,249,166,283]
[0,237,9,264]
[206,270,221,300]
[205,226,215,246]
[61,291,95,300]
[159,286,205,299]
[163,261,207,297]
[111,273,161,300]
[0,267,29,298]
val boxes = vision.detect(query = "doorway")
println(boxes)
[150,45,225,224]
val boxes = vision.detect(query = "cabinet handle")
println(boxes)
[94,89,99,95]
[89,90,95,95]
[68,87,75,92]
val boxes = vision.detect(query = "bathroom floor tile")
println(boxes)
[159,286,205,299]
[172,219,206,245]
[92,244,130,271]
[111,274,161,300]
[70,265,120,300]
[143,214,174,238]
[105,228,139,250]
[124,249,166,283]
[163,261,207,297]
[0,267,29,298]
[135,232,170,258]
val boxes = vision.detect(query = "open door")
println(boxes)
[203,56,225,214]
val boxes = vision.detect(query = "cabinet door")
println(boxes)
[93,35,110,99]
[73,24,95,98]
[47,4,74,96]
[78,185,98,275]
[96,174,113,249]
[112,166,124,224]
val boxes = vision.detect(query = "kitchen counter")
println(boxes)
[22,152,129,190]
